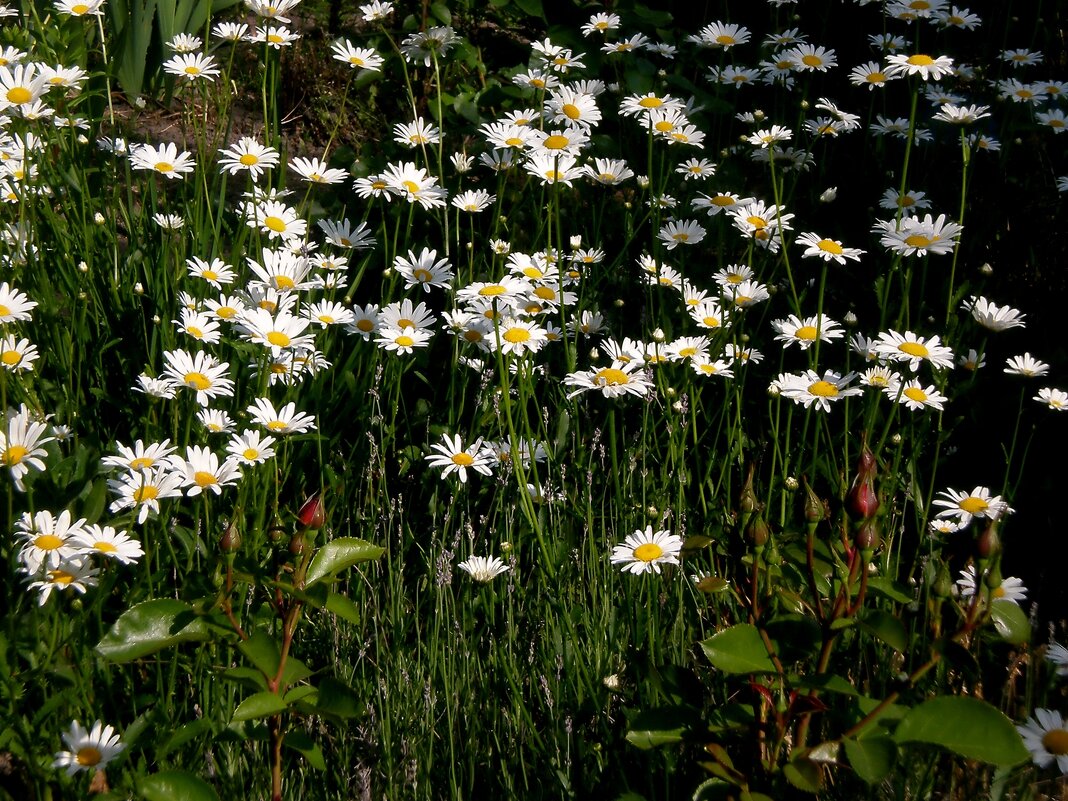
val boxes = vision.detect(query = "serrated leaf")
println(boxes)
[699,624,777,674]
[858,609,908,652]
[238,631,280,678]
[305,538,384,587]
[843,736,895,783]
[325,592,361,624]
[96,600,213,662]
[990,599,1031,645]
[139,769,220,801]
[894,696,1028,765]
[784,757,821,792]
[157,719,214,759]
[315,677,363,720]
[284,730,326,770]
[231,692,287,723]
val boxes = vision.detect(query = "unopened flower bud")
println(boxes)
[652,328,665,342]
[785,476,799,491]
[220,521,241,552]
[975,520,1000,560]
[802,476,826,523]
[133,282,144,295]
[746,513,771,548]
[94,212,105,225]
[665,386,676,398]
[646,505,659,519]
[931,562,953,598]
[854,519,880,552]
[298,493,325,530]
[739,465,759,514]
[267,515,286,542]
[288,532,305,556]
[570,235,582,249]
[980,263,993,276]
[819,186,837,203]
[78,260,89,272]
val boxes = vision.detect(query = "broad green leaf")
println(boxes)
[843,736,895,783]
[429,2,451,24]
[157,719,214,759]
[867,577,914,604]
[96,600,213,662]
[624,706,697,749]
[512,0,544,18]
[325,592,361,624]
[784,756,821,792]
[238,630,280,678]
[284,730,326,770]
[284,685,317,705]
[894,696,1028,765]
[789,673,858,697]
[232,692,287,723]
[700,624,777,674]
[990,599,1031,645]
[858,609,908,652]
[315,677,363,720]
[305,538,384,587]
[140,769,220,801]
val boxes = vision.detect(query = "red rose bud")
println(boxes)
[854,519,880,552]
[975,521,1000,560]
[289,532,305,556]
[297,493,325,530]
[847,481,880,520]
[219,521,241,552]
[746,513,771,548]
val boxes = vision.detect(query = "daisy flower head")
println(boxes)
[933,486,1012,525]
[583,157,634,186]
[1037,109,1068,134]
[772,314,845,350]
[162,52,220,82]
[849,61,897,90]
[394,247,454,293]
[601,33,651,54]
[52,720,124,776]
[176,445,241,496]
[932,103,990,125]
[227,429,276,465]
[212,21,249,41]
[691,357,735,379]
[1002,49,1043,67]
[1004,353,1049,377]
[786,44,837,72]
[563,360,653,399]
[393,117,440,148]
[491,317,548,356]
[250,25,300,48]
[580,12,620,37]
[724,278,771,309]
[318,217,374,250]
[458,555,510,582]
[16,509,86,574]
[545,87,601,130]
[55,0,106,15]
[747,125,792,148]
[247,398,316,435]
[186,256,235,288]
[777,369,861,411]
[330,39,383,72]
[400,26,460,67]
[1047,642,1068,677]
[956,564,1027,605]
[796,232,864,263]
[218,137,279,179]
[451,189,495,213]
[107,466,185,524]
[289,156,347,185]
[885,53,954,81]
[2,404,52,491]
[875,213,963,257]
[658,219,705,250]
[166,33,202,52]
[381,161,447,208]
[198,409,234,434]
[71,524,144,565]
[963,296,1025,331]
[425,433,494,483]
[304,300,354,329]
[0,64,49,112]
[1018,709,1068,774]
[249,200,306,241]
[162,349,234,406]
[874,330,954,371]
[359,0,393,21]
[889,378,948,411]
[1035,387,1068,411]
[0,334,38,372]
[611,526,683,575]
[880,188,930,213]
[129,142,196,179]
[375,325,432,355]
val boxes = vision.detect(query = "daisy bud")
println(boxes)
[646,505,659,519]
[151,315,160,324]
[79,261,89,272]
[975,520,1000,560]
[754,109,765,120]
[570,235,582,249]
[843,311,857,326]
[79,292,88,301]
[77,134,89,145]
[298,493,325,530]
[653,328,666,342]
[134,282,144,295]
[800,100,809,110]
[980,263,993,275]
[891,433,902,445]
[785,476,799,491]
[665,386,676,398]
[672,401,684,413]
[819,186,837,203]
[94,212,105,225]
[500,541,512,552]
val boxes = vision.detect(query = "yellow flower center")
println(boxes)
[395,335,414,348]
[543,134,569,150]
[267,331,291,348]
[349,56,364,66]
[503,327,530,343]
[133,485,159,502]
[94,541,117,553]
[562,103,581,120]
[746,215,768,229]
[698,364,718,374]
[654,120,675,132]
[274,275,295,290]
[6,87,31,104]
[154,161,174,173]
[533,286,556,301]
[817,239,844,255]
[463,329,483,343]
[201,269,218,281]
[243,447,260,460]
[184,371,211,391]
[808,380,839,397]
[678,347,697,358]
[129,457,154,470]
[184,66,201,75]
[867,71,886,83]
[1016,89,1033,99]
[71,3,90,12]
[267,421,287,432]
[75,747,102,766]
[898,341,929,358]
[239,153,260,166]
[801,55,822,67]
[194,470,217,487]
[187,325,204,339]
[402,180,421,193]
[356,319,374,332]
[451,452,474,466]
[0,304,9,317]
[215,306,237,319]
[1,349,21,365]
[597,172,616,182]
[594,367,629,386]
[908,54,935,67]
[3,444,28,465]
[317,314,335,324]
[638,96,662,108]
[958,497,988,514]
[796,325,818,340]
[903,387,928,403]
[712,195,734,207]
[478,285,507,296]
[715,35,736,45]
[543,170,563,180]
[504,137,525,147]
[702,316,720,328]
[1042,729,1068,756]
[34,534,64,551]
[264,216,286,233]
[633,542,664,561]
[267,34,283,44]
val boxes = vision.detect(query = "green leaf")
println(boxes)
[990,599,1031,645]
[139,769,220,801]
[699,624,777,674]
[238,630,280,678]
[624,706,697,749]
[284,730,326,770]
[232,692,287,723]
[96,600,213,662]
[512,0,544,18]
[789,673,859,697]
[783,757,821,793]
[429,2,450,24]
[867,577,914,604]
[157,719,214,759]
[325,592,361,624]
[305,538,384,587]
[314,677,364,721]
[843,736,895,784]
[858,609,908,652]
[894,696,1029,765]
